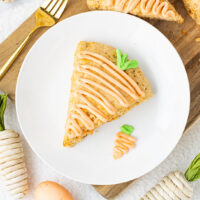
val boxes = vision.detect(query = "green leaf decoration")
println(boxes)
[122,53,128,64]
[116,49,122,68]
[185,153,200,182]
[0,94,7,131]
[123,60,138,70]
[120,124,134,136]
[116,49,138,71]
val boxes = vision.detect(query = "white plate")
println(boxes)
[16,11,190,185]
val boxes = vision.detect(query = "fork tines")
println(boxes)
[41,0,68,19]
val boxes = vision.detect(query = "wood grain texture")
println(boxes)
[0,0,89,101]
[0,0,200,199]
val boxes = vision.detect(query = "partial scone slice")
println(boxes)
[87,0,183,23]
[63,41,153,147]
[183,0,200,25]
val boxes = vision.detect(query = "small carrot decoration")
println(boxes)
[113,125,136,159]
[141,153,200,200]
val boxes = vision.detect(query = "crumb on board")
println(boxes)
[182,30,187,35]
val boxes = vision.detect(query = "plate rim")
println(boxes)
[16,11,190,185]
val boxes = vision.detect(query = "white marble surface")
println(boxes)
[0,1,200,199]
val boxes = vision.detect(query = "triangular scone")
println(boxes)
[87,0,183,23]
[183,0,200,25]
[63,41,153,147]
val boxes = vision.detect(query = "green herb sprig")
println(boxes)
[0,94,7,131]
[116,49,138,71]
[185,153,200,182]
[120,124,134,136]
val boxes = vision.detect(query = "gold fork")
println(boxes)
[0,0,68,79]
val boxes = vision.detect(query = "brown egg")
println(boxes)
[34,181,74,200]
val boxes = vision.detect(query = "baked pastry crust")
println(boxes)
[63,41,153,147]
[87,0,183,23]
[183,0,200,24]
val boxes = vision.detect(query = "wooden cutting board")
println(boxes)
[0,0,200,199]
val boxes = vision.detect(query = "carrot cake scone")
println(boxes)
[87,0,183,23]
[63,41,153,147]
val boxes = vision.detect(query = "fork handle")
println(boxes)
[0,26,38,80]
